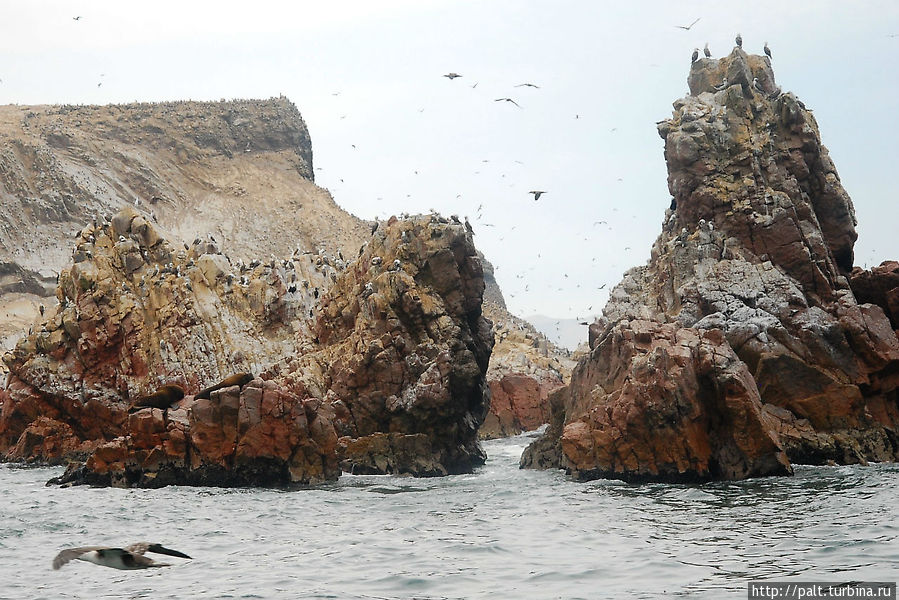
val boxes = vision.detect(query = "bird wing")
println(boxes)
[126,542,192,559]
[52,547,104,570]
[117,550,164,568]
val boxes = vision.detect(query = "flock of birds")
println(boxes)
[690,33,772,64]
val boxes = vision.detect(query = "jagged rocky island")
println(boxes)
[0,49,896,488]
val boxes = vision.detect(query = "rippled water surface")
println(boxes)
[1,433,896,599]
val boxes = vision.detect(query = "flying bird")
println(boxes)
[443,72,462,79]
[736,33,743,48]
[52,543,191,570]
[72,16,82,21]
[515,83,540,88]
[494,97,521,107]
[703,43,711,58]
[764,42,772,59]
[529,190,546,201]
[674,18,700,30]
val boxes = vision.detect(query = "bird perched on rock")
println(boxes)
[529,190,546,201]
[764,42,772,59]
[704,43,711,58]
[53,542,191,570]
[691,48,699,63]
[194,373,254,400]
[128,384,185,412]
[736,33,743,48]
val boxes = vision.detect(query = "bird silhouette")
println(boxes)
[691,48,699,63]
[674,18,700,30]
[704,43,711,57]
[72,16,82,21]
[764,42,772,59]
[736,33,743,48]
[443,72,462,79]
[515,83,540,88]
[494,98,521,107]
[529,190,546,201]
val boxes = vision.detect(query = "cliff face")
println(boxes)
[0,98,369,359]
[523,49,899,482]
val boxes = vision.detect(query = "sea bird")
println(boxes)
[764,42,772,59]
[529,190,546,201]
[704,42,711,57]
[443,72,462,80]
[736,33,743,48]
[691,48,699,63]
[52,543,191,570]
[515,83,540,88]
[674,18,700,30]
[494,97,521,107]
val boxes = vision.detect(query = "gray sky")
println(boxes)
[1,0,897,320]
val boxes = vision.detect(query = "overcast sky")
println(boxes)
[1,1,897,322]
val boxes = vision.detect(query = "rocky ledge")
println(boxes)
[522,48,899,482]
[0,209,493,486]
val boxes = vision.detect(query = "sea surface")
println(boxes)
[1,432,896,600]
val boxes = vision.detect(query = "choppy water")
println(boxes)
[1,432,896,599]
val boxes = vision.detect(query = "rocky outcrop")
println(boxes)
[479,302,573,439]
[523,48,899,482]
[521,320,791,481]
[50,379,339,488]
[281,215,493,476]
[1,209,493,486]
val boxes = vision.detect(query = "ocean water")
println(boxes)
[1,432,896,600]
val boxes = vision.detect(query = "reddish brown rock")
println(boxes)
[479,302,573,439]
[53,379,339,488]
[850,261,899,329]
[525,48,899,481]
[284,214,494,476]
[482,374,556,439]
[3,207,493,486]
[522,320,791,482]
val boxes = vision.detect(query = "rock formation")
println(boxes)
[0,98,556,452]
[0,208,493,486]
[281,214,494,476]
[479,302,573,439]
[523,48,899,482]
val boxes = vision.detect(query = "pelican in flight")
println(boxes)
[52,543,192,570]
